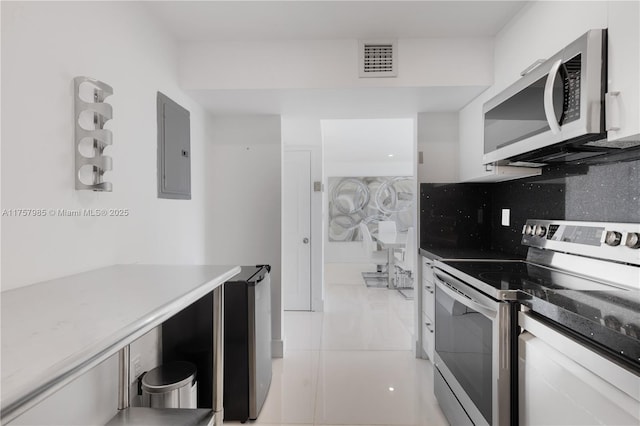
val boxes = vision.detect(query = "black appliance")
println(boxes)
[223,265,272,422]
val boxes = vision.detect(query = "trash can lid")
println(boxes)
[141,361,196,393]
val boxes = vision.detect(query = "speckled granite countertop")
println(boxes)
[419,246,522,261]
[519,287,640,369]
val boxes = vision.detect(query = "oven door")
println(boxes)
[433,268,511,426]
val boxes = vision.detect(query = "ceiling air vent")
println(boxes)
[359,40,397,78]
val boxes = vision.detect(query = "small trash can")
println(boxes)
[141,361,198,409]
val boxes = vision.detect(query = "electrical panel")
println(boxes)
[157,92,191,200]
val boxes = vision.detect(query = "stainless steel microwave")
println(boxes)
[483,29,612,166]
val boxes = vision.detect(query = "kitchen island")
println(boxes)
[1,264,240,425]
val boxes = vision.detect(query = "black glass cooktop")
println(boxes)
[438,259,640,369]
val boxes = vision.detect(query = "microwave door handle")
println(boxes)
[433,277,497,319]
[544,59,562,135]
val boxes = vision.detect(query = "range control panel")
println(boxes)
[546,224,605,246]
[522,220,640,265]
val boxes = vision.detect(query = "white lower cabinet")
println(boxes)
[422,273,435,325]
[519,312,640,426]
[422,312,435,361]
[421,256,436,361]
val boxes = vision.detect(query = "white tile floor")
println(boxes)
[225,264,449,426]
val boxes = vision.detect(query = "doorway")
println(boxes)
[322,118,417,270]
[282,150,312,311]
[281,118,416,314]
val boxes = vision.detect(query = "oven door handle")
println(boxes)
[433,272,497,319]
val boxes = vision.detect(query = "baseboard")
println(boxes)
[415,338,427,359]
[271,339,284,358]
[312,298,324,312]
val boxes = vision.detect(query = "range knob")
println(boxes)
[625,232,640,249]
[605,231,622,246]
[535,225,547,237]
[523,224,534,235]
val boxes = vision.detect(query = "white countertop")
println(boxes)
[1,264,240,422]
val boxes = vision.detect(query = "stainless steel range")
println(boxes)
[432,220,640,426]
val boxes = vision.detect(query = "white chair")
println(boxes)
[360,223,389,286]
[394,227,415,294]
[378,220,397,235]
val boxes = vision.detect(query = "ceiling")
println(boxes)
[187,86,487,117]
[146,1,528,116]
[147,1,528,41]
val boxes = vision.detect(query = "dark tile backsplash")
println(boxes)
[420,159,640,257]
[489,181,565,257]
[420,184,492,251]
[561,160,640,222]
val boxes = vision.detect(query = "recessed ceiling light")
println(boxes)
[387,154,394,157]
[388,387,395,392]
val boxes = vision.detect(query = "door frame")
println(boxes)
[283,145,324,312]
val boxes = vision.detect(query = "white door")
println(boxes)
[283,150,312,311]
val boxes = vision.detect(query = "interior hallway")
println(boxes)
[227,264,448,426]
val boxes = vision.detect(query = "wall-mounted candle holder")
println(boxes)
[74,77,113,191]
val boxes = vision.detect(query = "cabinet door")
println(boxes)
[519,331,640,425]
[421,259,436,322]
[422,257,434,285]
[607,1,640,142]
[519,312,640,426]
[458,97,493,182]
[421,312,435,362]
[422,288,435,325]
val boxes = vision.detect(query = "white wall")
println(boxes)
[1,2,212,423]
[205,115,283,355]
[321,119,415,263]
[281,117,323,147]
[2,1,212,290]
[417,112,459,183]
[323,118,414,177]
[179,38,494,90]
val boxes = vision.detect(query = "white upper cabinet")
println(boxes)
[458,95,491,182]
[606,1,640,142]
[492,2,608,92]
[417,113,460,183]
